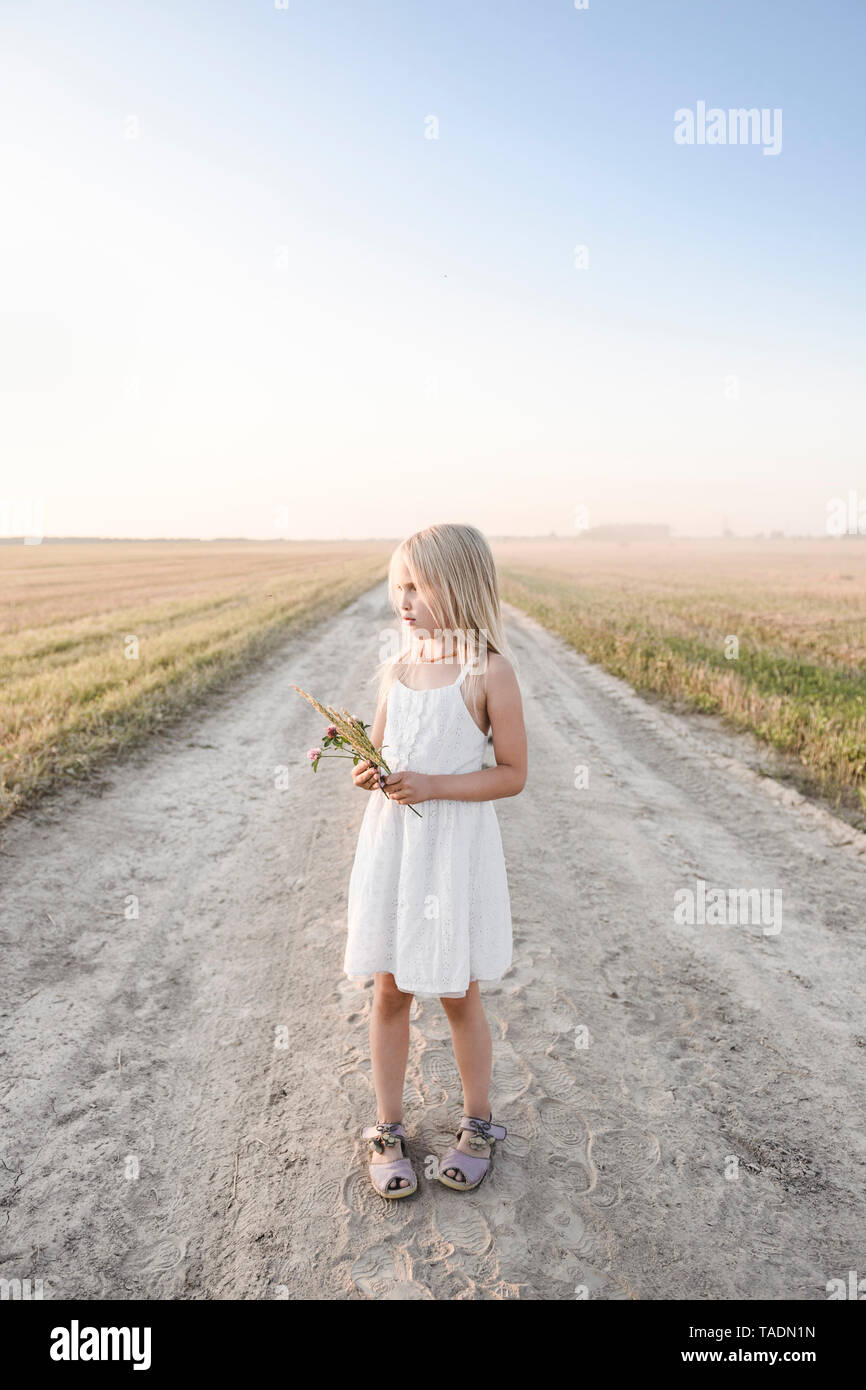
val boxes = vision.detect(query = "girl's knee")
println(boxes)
[440,982,480,1013]
[373,973,414,1016]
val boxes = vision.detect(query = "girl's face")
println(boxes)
[394,556,437,642]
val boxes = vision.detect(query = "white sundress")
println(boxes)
[345,661,513,998]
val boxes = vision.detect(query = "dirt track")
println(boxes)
[1,582,865,1300]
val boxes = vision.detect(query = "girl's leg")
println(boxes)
[439,981,493,1179]
[369,972,414,1189]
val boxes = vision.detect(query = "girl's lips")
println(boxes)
[403,616,415,622]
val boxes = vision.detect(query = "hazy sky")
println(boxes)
[2,0,863,540]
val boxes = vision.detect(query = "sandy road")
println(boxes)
[1,582,865,1300]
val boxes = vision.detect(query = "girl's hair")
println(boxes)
[374,523,515,726]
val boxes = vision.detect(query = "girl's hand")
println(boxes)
[352,759,380,792]
[384,770,433,805]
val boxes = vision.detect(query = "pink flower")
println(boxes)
[326,724,338,737]
[307,748,321,761]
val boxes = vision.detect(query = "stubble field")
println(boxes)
[494,537,866,823]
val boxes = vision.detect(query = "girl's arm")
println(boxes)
[385,655,527,804]
[369,694,387,753]
[352,690,389,792]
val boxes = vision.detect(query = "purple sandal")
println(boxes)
[437,1113,507,1192]
[363,1121,417,1199]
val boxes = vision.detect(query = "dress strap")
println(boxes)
[454,661,473,689]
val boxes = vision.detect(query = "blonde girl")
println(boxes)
[345,523,526,1196]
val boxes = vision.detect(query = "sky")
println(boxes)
[1,0,864,541]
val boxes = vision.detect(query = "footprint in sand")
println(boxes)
[488,1099,539,1156]
[401,1080,426,1111]
[349,1243,432,1299]
[532,1052,579,1100]
[585,1125,662,1206]
[540,997,581,1035]
[337,1068,374,1110]
[489,1041,532,1104]
[432,1199,492,1257]
[120,1238,186,1277]
[536,1098,590,1156]
[420,1046,461,1101]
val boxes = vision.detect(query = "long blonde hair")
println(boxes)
[374,523,515,725]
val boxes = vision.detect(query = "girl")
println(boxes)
[345,523,527,1198]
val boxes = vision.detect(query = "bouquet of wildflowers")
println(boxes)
[291,685,422,817]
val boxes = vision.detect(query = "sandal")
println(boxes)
[362,1121,417,1199]
[437,1113,506,1192]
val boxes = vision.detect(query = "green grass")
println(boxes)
[497,554,866,819]
[1,542,389,820]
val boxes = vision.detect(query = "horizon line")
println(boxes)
[2,532,861,545]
